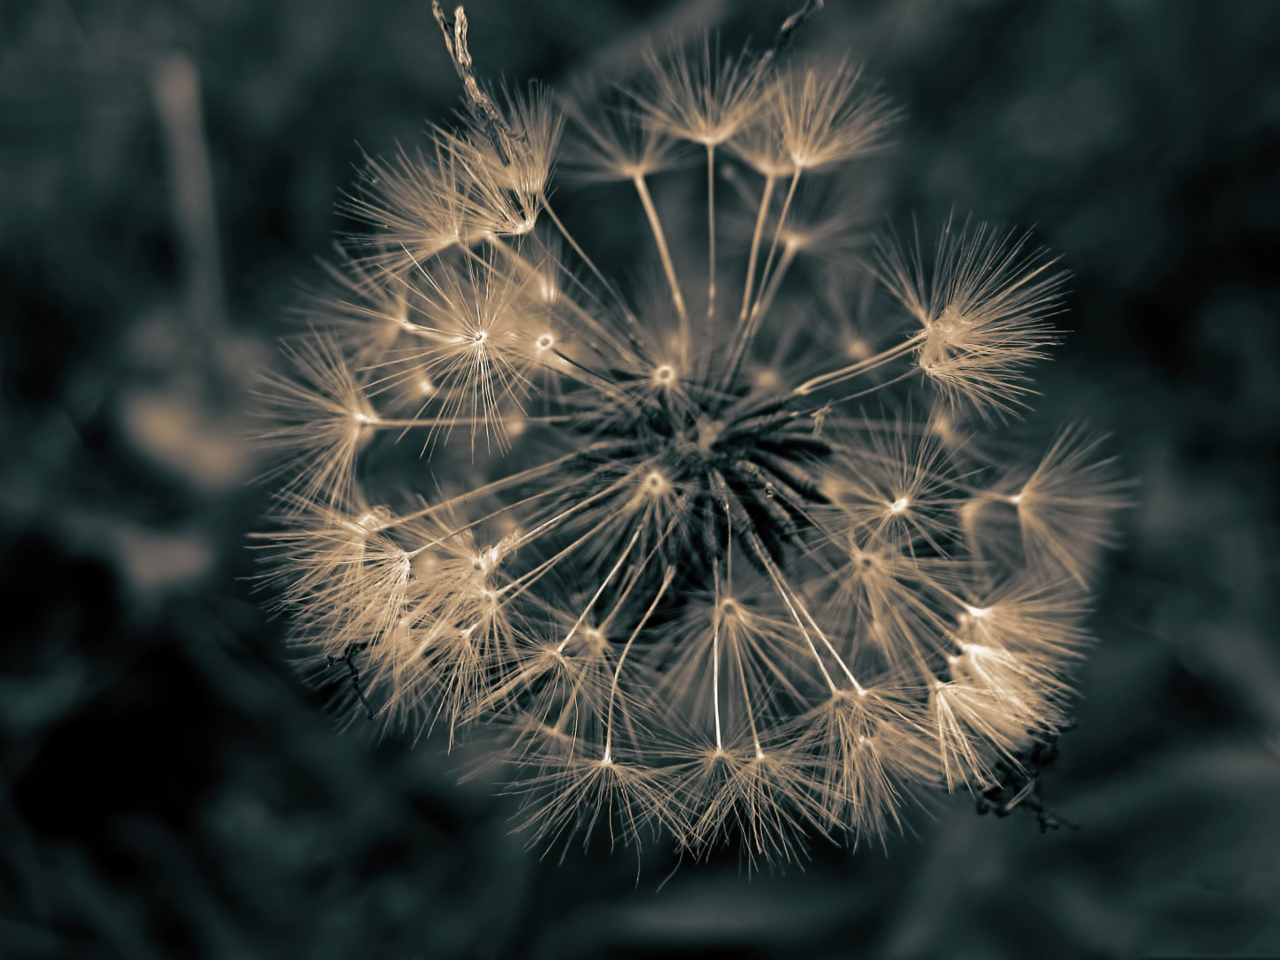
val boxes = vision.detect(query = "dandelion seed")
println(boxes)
[255,336,378,507]
[998,429,1131,584]
[636,37,767,148]
[875,218,1068,416]
[561,82,682,183]
[771,59,897,172]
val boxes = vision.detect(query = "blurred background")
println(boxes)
[2,1,1279,957]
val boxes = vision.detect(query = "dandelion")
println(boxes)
[873,217,1068,416]
[257,3,1126,864]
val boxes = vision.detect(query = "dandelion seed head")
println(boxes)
[636,36,768,148]
[256,7,1125,862]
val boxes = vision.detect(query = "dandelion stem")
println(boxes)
[755,242,799,321]
[792,337,920,395]
[725,239,799,385]
[603,565,675,763]
[767,562,836,692]
[712,558,724,751]
[827,367,919,407]
[632,173,689,353]
[735,638,764,758]
[758,171,802,313]
[707,468,857,691]
[738,173,777,327]
[557,525,644,654]
[365,414,572,429]
[720,175,805,388]
[541,198,639,328]
[706,144,717,321]
[720,173,780,389]
[748,529,863,693]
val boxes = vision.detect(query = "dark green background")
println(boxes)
[2,1,1279,957]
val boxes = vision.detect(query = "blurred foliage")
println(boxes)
[1,0,1279,957]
